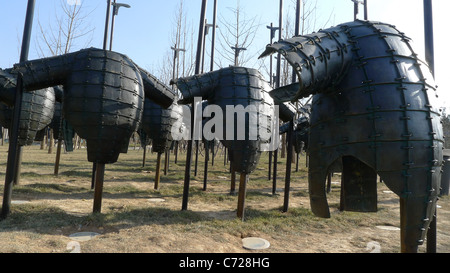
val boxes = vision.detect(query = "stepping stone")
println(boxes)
[376,225,400,231]
[148,198,166,202]
[11,200,30,204]
[242,237,270,250]
[68,232,100,242]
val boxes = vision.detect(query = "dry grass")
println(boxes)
[0,142,449,253]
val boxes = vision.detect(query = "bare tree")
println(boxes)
[34,0,95,152]
[217,0,260,67]
[154,0,195,88]
[35,0,95,57]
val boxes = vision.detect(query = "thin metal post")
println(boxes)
[164,150,169,175]
[272,149,278,194]
[268,151,272,180]
[91,162,97,189]
[292,0,301,82]
[272,0,283,194]
[1,0,35,220]
[103,0,112,50]
[210,0,218,71]
[203,143,209,191]
[283,120,293,212]
[236,173,248,220]
[54,139,62,175]
[282,0,300,212]
[194,140,199,176]
[424,0,436,253]
[230,165,236,194]
[182,0,208,211]
[424,0,434,74]
[109,2,130,50]
[364,0,368,20]
[93,163,105,213]
[202,0,218,191]
[142,144,147,167]
[91,0,113,214]
[155,152,162,190]
[109,0,117,50]
[266,22,278,181]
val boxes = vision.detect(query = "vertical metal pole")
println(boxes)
[210,0,218,72]
[103,0,112,50]
[54,139,62,175]
[182,0,208,211]
[92,163,105,213]
[272,149,278,194]
[92,0,112,214]
[164,150,169,175]
[13,149,23,185]
[268,152,272,180]
[155,153,162,190]
[292,0,301,82]
[272,0,283,194]
[424,0,435,74]
[91,162,97,189]
[194,140,199,176]
[1,0,35,220]
[201,18,208,73]
[236,173,248,220]
[283,120,293,212]
[353,0,358,21]
[203,142,209,191]
[424,0,436,253]
[142,144,147,167]
[267,22,277,181]
[230,165,236,194]
[364,0,368,20]
[203,0,218,190]
[282,0,301,212]
[109,0,117,50]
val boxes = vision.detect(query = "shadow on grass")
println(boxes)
[0,202,315,237]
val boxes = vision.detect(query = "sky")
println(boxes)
[0,0,448,110]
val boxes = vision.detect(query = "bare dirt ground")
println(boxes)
[0,144,449,253]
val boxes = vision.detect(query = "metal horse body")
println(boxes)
[11,47,175,164]
[141,97,183,188]
[173,66,277,218]
[0,69,55,146]
[173,66,276,175]
[261,20,443,252]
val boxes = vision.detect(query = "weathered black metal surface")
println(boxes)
[49,101,75,152]
[279,116,309,153]
[141,98,183,154]
[0,69,17,106]
[18,87,55,146]
[173,66,275,174]
[259,23,353,102]
[11,47,175,164]
[0,69,55,146]
[262,20,444,252]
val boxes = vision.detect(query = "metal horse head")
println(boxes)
[261,20,443,252]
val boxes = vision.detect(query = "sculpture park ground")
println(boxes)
[0,143,449,253]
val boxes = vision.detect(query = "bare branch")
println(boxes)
[35,0,96,57]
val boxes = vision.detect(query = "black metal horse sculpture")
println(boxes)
[260,20,443,252]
